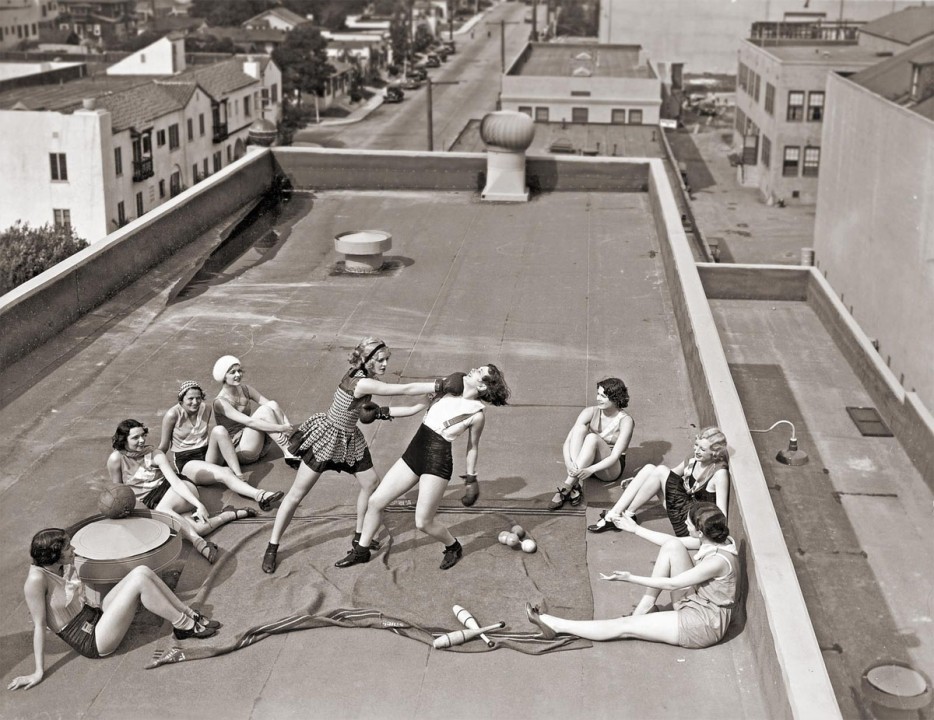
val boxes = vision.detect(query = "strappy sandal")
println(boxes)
[525,602,557,639]
[192,610,221,629]
[199,542,218,564]
[258,490,284,512]
[222,505,257,520]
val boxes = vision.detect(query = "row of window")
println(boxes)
[1,23,38,39]
[516,106,644,124]
[739,61,825,121]
[757,136,821,176]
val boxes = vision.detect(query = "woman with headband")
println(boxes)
[159,380,284,512]
[262,337,465,574]
[212,355,300,469]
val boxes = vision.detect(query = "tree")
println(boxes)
[389,3,410,69]
[190,0,273,26]
[0,222,88,296]
[186,34,237,54]
[413,22,433,53]
[272,24,333,104]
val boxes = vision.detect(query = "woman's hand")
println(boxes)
[571,466,594,481]
[191,504,209,524]
[565,460,579,476]
[279,423,295,436]
[599,570,632,582]
[613,514,639,533]
[8,670,43,690]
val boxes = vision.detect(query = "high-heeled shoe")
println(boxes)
[587,510,622,534]
[525,602,557,640]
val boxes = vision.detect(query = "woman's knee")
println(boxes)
[414,514,435,533]
[210,425,230,442]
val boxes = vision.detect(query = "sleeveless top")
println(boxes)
[589,407,628,445]
[680,457,727,496]
[170,403,210,452]
[119,447,165,498]
[423,395,485,442]
[37,564,87,632]
[214,385,254,438]
[691,538,739,608]
[292,369,371,460]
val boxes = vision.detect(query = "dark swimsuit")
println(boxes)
[665,458,725,536]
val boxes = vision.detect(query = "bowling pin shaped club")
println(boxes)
[453,604,495,647]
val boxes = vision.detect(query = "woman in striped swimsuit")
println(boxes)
[261,337,456,574]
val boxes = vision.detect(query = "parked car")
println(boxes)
[409,67,428,81]
[442,40,456,54]
[383,85,405,103]
[401,78,422,90]
[425,53,441,68]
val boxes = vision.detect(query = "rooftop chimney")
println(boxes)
[479,111,535,203]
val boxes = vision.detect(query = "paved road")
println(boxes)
[294,2,532,151]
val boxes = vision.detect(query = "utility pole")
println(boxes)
[425,78,460,151]
[531,0,539,41]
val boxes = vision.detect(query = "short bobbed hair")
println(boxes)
[112,418,146,451]
[698,426,729,464]
[688,502,730,543]
[597,377,629,409]
[349,336,389,372]
[478,364,510,406]
[30,528,69,567]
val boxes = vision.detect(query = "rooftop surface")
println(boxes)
[850,36,934,120]
[750,41,882,64]
[858,5,934,45]
[510,43,655,78]
[0,186,771,719]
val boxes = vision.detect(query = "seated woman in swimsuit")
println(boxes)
[8,528,219,691]
[588,426,729,537]
[158,380,283,512]
[549,377,634,510]
[526,502,740,649]
[335,364,510,571]
[211,355,299,468]
[107,419,247,563]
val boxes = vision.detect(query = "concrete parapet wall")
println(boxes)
[0,149,275,372]
[806,270,934,488]
[647,160,841,720]
[698,263,809,301]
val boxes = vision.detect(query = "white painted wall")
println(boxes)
[501,75,661,124]
[107,36,185,75]
[814,72,934,408]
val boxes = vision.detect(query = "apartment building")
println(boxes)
[55,0,136,46]
[501,42,661,125]
[734,32,879,204]
[1,0,59,50]
[0,36,281,241]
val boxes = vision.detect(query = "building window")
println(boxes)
[168,124,179,149]
[202,158,208,177]
[159,179,166,198]
[802,146,820,176]
[752,73,761,102]
[114,147,123,176]
[245,96,251,117]
[53,208,71,229]
[571,107,588,123]
[199,113,205,136]
[787,91,804,121]
[764,83,774,114]
[761,135,771,168]
[517,106,532,117]
[611,109,626,124]
[783,145,800,177]
[738,62,748,92]
[156,129,166,147]
[117,201,126,226]
[213,151,222,172]
[192,163,199,183]
[628,109,643,124]
[735,107,747,133]
[136,191,144,217]
[49,153,67,181]
[170,171,181,196]
[227,145,232,162]
[570,90,591,97]
[807,91,824,121]
[535,107,549,122]
[271,84,278,103]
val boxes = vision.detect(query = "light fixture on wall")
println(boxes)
[750,420,809,466]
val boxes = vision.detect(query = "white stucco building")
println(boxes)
[501,42,661,125]
[0,36,281,241]
[1,0,59,50]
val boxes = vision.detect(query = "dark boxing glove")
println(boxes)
[358,402,392,424]
[434,372,466,397]
[460,473,479,507]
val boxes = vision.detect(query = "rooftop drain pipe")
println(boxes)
[479,111,535,203]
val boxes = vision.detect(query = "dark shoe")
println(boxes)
[461,479,479,507]
[440,541,463,570]
[222,505,257,520]
[199,542,218,564]
[192,611,221,630]
[525,602,557,640]
[258,491,284,512]
[569,486,584,506]
[173,621,218,641]
[284,456,302,470]
[351,538,381,552]
[335,546,371,568]
[548,488,569,511]
[262,544,278,574]
[587,510,622,534]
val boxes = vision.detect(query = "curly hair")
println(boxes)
[349,336,389,372]
[478,364,510,406]
[698,426,729,464]
[30,528,69,567]
[688,502,730,543]
[112,418,147,451]
[597,377,629,409]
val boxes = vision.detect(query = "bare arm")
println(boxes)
[601,554,728,592]
[157,407,178,454]
[563,407,594,470]
[615,514,702,550]
[213,394,290,434]
[354,379,437,398]
[712,469,730,518]
[575,415,635,479]
[107,451,125,485]
[464,413,486,476]
[151,450,207,520]
[8,572,48,690]
[387,401,429,419]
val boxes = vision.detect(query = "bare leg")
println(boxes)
[632,538,695,614]
[268,464,321,545]
[237,402,297,464]
[537,610,681,645]
[354,468,381,534]
[413,475,455,546]
[607,464,669,519]
[181,459,263,502]
[95,566,192,655]
[204,425,245,477]
[358,459,419,548]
